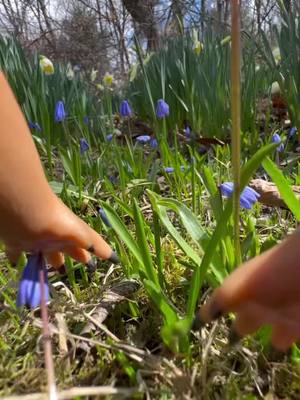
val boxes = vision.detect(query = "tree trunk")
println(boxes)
[122,0,159,51]
[200,0,206,36]
[255,0,262,32]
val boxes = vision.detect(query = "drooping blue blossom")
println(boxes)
[120,100,133,117]
[198,146,207,155]
[83,116,89,125]
[54,100,66,123]
[164,166,185,174]
[184,126,191,138]
[220,182,260,209]
[272,132,284,152]
[289,127,297,139]
[156,99,170,119]
[109,175,118,184]
[150,138,158,149]
[136,135,151,143]
[17,253,49,309]
[98,207,111,227]
[164,167,175,173]
[28,121,35,130]
[106,134,113,142]
[80,138,89,155]
[28,121,42,131]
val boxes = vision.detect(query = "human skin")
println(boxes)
[198,228,300,351]
[0,71,115,267]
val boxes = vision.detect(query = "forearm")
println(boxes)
[0,72,56,239]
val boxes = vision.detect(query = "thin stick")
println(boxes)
[1,385,140,400]
[39,258,57,400]
[231,0,242,266]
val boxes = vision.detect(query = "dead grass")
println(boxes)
[1,271,300,400]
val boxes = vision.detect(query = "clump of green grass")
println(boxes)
[1,5,300,397]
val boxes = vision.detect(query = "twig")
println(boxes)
[201,321,219,396]
[0,385,140,400]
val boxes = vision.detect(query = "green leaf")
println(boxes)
[241,143,277,187]
[262,157,300,220]
[132,199,158,284]
[147,191,201,265]
[186,142,278,320]
[101,203,143,265]
[143,280,178,326]
[201,166,223,220]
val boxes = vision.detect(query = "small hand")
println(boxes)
[197,229,300,351]
[0,72,117,269]
[3,195,117,268]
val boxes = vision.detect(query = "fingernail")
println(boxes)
[192,306,223,330]
[192,313,203,330]
[228,327,241,346]
[87,245,95,254]
[210,308,223,321]
[109,251,120,264]
[87,258,97,272]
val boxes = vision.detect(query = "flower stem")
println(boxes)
[39,256,57,400]
[231,0,242,266]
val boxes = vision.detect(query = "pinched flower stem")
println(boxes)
[39,257,57,400]
[231,0,242,266]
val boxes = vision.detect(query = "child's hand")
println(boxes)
[198,229,300,351]
[0,72,116,268]
[3,194,115,268]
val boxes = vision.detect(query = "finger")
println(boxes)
[63,246,91,264]
[270,305,300,351]
[271,323,300,351]
[71,217,119,262]
[45,251,65,270]
[197,233,300,325]
[53,200,119,263]
[234,303,273,337]
[5,246,21,265]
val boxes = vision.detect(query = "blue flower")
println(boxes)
[98,207,111,227]
[164,167,174,173]
[198,146,207,154]
[83,116,89,125]
[136,135,151,143]
[17,253,49,309]
[106,134,113,142]
[156,99,170,119]
[29,121,42,131]
[220,182,260,209]
[150,138,158,148]
[164,166,185,173]
[120,100,132,117]
[80,138,89,155]
[184,126,191,138]
[109,175,118,184]
[272,133,284,152]
[289,127,297,138]
[54,101,66,123]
